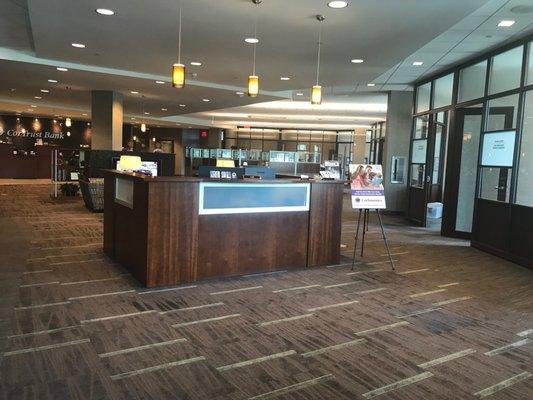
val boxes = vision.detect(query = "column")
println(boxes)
[382,91,413,213]
[91,90,123,150]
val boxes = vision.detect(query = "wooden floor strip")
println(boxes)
[259,314,314,327]
[110,356,206,380]
[3,338,90,356]
[307,300,359,312]
[418,349,476,369]
[22,269,53,275]
[7,325,81,339]
[61,276,127,286]
[272,284,321,293]
[217,350,296,371]
[517,329,533,337]
[484,338,531,356]
[159,302,225,315]
[324,281,360,289]
[81,310,156,324]
[355,321,410,336]
[301,338,366,358]
[349,288,387,295]
[210,286,263,295]
[243,270,287,278]
[20,281,59,288]
[172,314,241,328]
[409,289,447,298]
[346,269,384,276]
[99,338,187,358]
[49,258,104,266]
[362,372,434,399]
[473,372,532,398]
[248,374,334,399]
[14,301,70,311]
[438,282,460,288]
[432,297,472,307]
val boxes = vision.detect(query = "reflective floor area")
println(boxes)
[0,185,532,399]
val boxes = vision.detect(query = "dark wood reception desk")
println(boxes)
[104,171,344,287]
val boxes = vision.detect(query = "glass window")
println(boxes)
[410,164,426,188]
[486,94,520,131]
[411,139,427,164]
[414,116,429,138]
[433,73,454,108]
[488,46,524,95]
[479,167,512,202]
[432,124,444,184]
[458,61,487,103]
[416,83,431,113]
[516,91,533,206]
[526,42,533,85]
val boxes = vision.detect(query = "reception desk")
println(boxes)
[104,171,344,287]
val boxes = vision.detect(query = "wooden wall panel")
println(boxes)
[103,173,115,257]
[197,212,308,280]
[472,199,510,253]
[307,183,343,267]
[146,182,199,287]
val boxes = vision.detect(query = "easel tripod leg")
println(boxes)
[376,209,395,271]
[360,209,368,257]
[351,209,363,270]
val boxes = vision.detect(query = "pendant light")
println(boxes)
[172,3,185,88]
[247,0,262,97]
[311,15,325,105]
[65,117,72,127]
[141,96,147,133]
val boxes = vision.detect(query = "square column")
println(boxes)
[91,90,123,150]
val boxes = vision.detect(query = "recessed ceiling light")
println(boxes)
[40,89,50,93]
[130,91,139,94]
[56,67,68,72]
[296,93,304,96]
[280,77,290,81]
[161,108,167,111]
[245,37,259,44]
[71,43,86,48]
[48,79,58,83]
[498,20,515,27]
[202,99,210,102]
[82,113,88,116]
[155,80,165,84]
[351,59,364,64]
[190,62,202,66]
[236,91,245,95]
[34,96,42,99]
[412,61,424,66]
[179,104,186,107]
[328,1,348,9]
[30,105,37,108]
[144,112,150,115]
[367,83,376,87]
[96,8,115,16]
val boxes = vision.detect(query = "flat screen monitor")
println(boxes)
[481,131,516,167]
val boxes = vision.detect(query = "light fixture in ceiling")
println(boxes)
[65,117,72,127]
[498,20,515,27]
[367,83,376,87]
[34,96,42,99]
[141,124,147,133]
[172,4,185,88]
[40,89,50,93]
[296,93,304,96]
[48,79,58,83]
[141,96,147,133]
[245,37,259,44]
[96,8,115,16]
[280,77,290,81]
[236,91,245,95]
[351,59,364,64]
[155,80,165,84]
[56,67,68,72]
[161,108,167,111]
[247,0,262,97]
[130,91,139,94]
[71,43,86,48]
[190,62,202,66]
[328,1,348,9]
[412,61,424,66]
[247,100,387,112]
[179,104,186,107]
[311,15,325,105]
[202,99,211,102]
[30,105,37,108]
[82,113,88,116]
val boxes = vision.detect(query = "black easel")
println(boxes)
[351,208,395,271]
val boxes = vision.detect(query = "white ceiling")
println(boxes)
[1,0,529,130]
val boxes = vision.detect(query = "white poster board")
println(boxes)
[349,164,386,209]
[481,131,516,167]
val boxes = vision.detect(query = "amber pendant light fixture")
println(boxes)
[141,96,147,133]
[247,0,262,97]
[311,15,325,105]
[172,3,185,88]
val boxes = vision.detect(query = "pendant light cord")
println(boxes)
[178,4,182,64]
[316,21,322,85]
[252,3,258,76]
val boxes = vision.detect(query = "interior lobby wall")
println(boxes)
[382,91,413,213]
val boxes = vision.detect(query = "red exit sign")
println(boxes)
[200,129,209,138]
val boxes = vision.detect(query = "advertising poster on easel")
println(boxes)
[349,164,386,209]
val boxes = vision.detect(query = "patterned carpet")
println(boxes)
[0,184,531,399]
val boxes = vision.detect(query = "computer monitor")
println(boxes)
[115,159,159,177]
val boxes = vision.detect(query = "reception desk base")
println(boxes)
[104,172,343,287]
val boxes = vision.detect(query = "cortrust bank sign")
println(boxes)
[0,129,65,140]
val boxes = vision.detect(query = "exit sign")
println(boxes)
[200,130,209,138]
